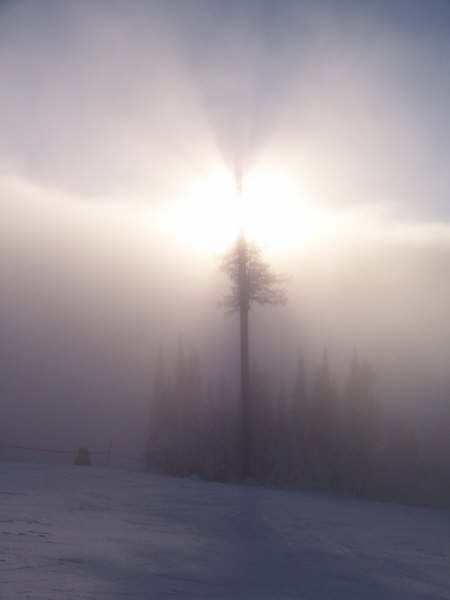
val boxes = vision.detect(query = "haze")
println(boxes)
[1,0,450,457]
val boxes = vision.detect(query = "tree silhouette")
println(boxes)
[146,347,171,473]
[309,350,339,488]
[220,233,287,479]
[343,351,377,495]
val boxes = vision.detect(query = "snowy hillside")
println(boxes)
[1,461,449,599]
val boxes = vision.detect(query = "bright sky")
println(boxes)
[1,0,449,257]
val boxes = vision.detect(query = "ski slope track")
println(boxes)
[1,461,449,599]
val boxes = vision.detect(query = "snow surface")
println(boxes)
[1,461,449,599]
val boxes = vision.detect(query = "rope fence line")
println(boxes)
[2,444,109,455]
[1,442,143,463]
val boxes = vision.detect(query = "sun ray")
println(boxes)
[155,166,327,254]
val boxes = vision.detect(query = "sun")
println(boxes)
[155,165,325,255]
[239,170,325,254]
[155,167,238,253]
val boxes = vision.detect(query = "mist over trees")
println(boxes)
[146,339,450,509]
[0,0,449,517]
[144,238,450,508]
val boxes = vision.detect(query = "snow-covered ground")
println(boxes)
[1,461,449,599]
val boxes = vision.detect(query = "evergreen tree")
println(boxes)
[291,353,310,484]
[272,382,293,483]
[249,366,274,481]
[309,350,339,489]
[220,234,286,479]
[343,352,377,495]
[146,347,172,473]
[184,351,203,474]
[382,418,420,503]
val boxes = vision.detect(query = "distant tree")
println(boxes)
[183,351,203,474]
[309,350,339,488]
[147,347,171,473]
[425,402,450,505]
[167,341,205,476]
[272,382,293,483]
[290,353,310,484]
[220,234,287,479]
[343,352,377,495]
[248,365,274,481]
[173,340,187,472]
[147,342,206,476]
[202,375,236,481]
[381,418,420,503]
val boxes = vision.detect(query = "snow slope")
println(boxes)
[1,460,449,599]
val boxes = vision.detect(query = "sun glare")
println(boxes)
[240,171,325,254]
[156,167,326,255]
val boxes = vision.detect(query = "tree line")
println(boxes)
[146,345,450,508]
[147,235,449,507]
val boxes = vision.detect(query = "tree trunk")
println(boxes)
[238,235,250,480]
[240,302,250,480]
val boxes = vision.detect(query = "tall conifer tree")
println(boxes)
[220,234,286,479]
